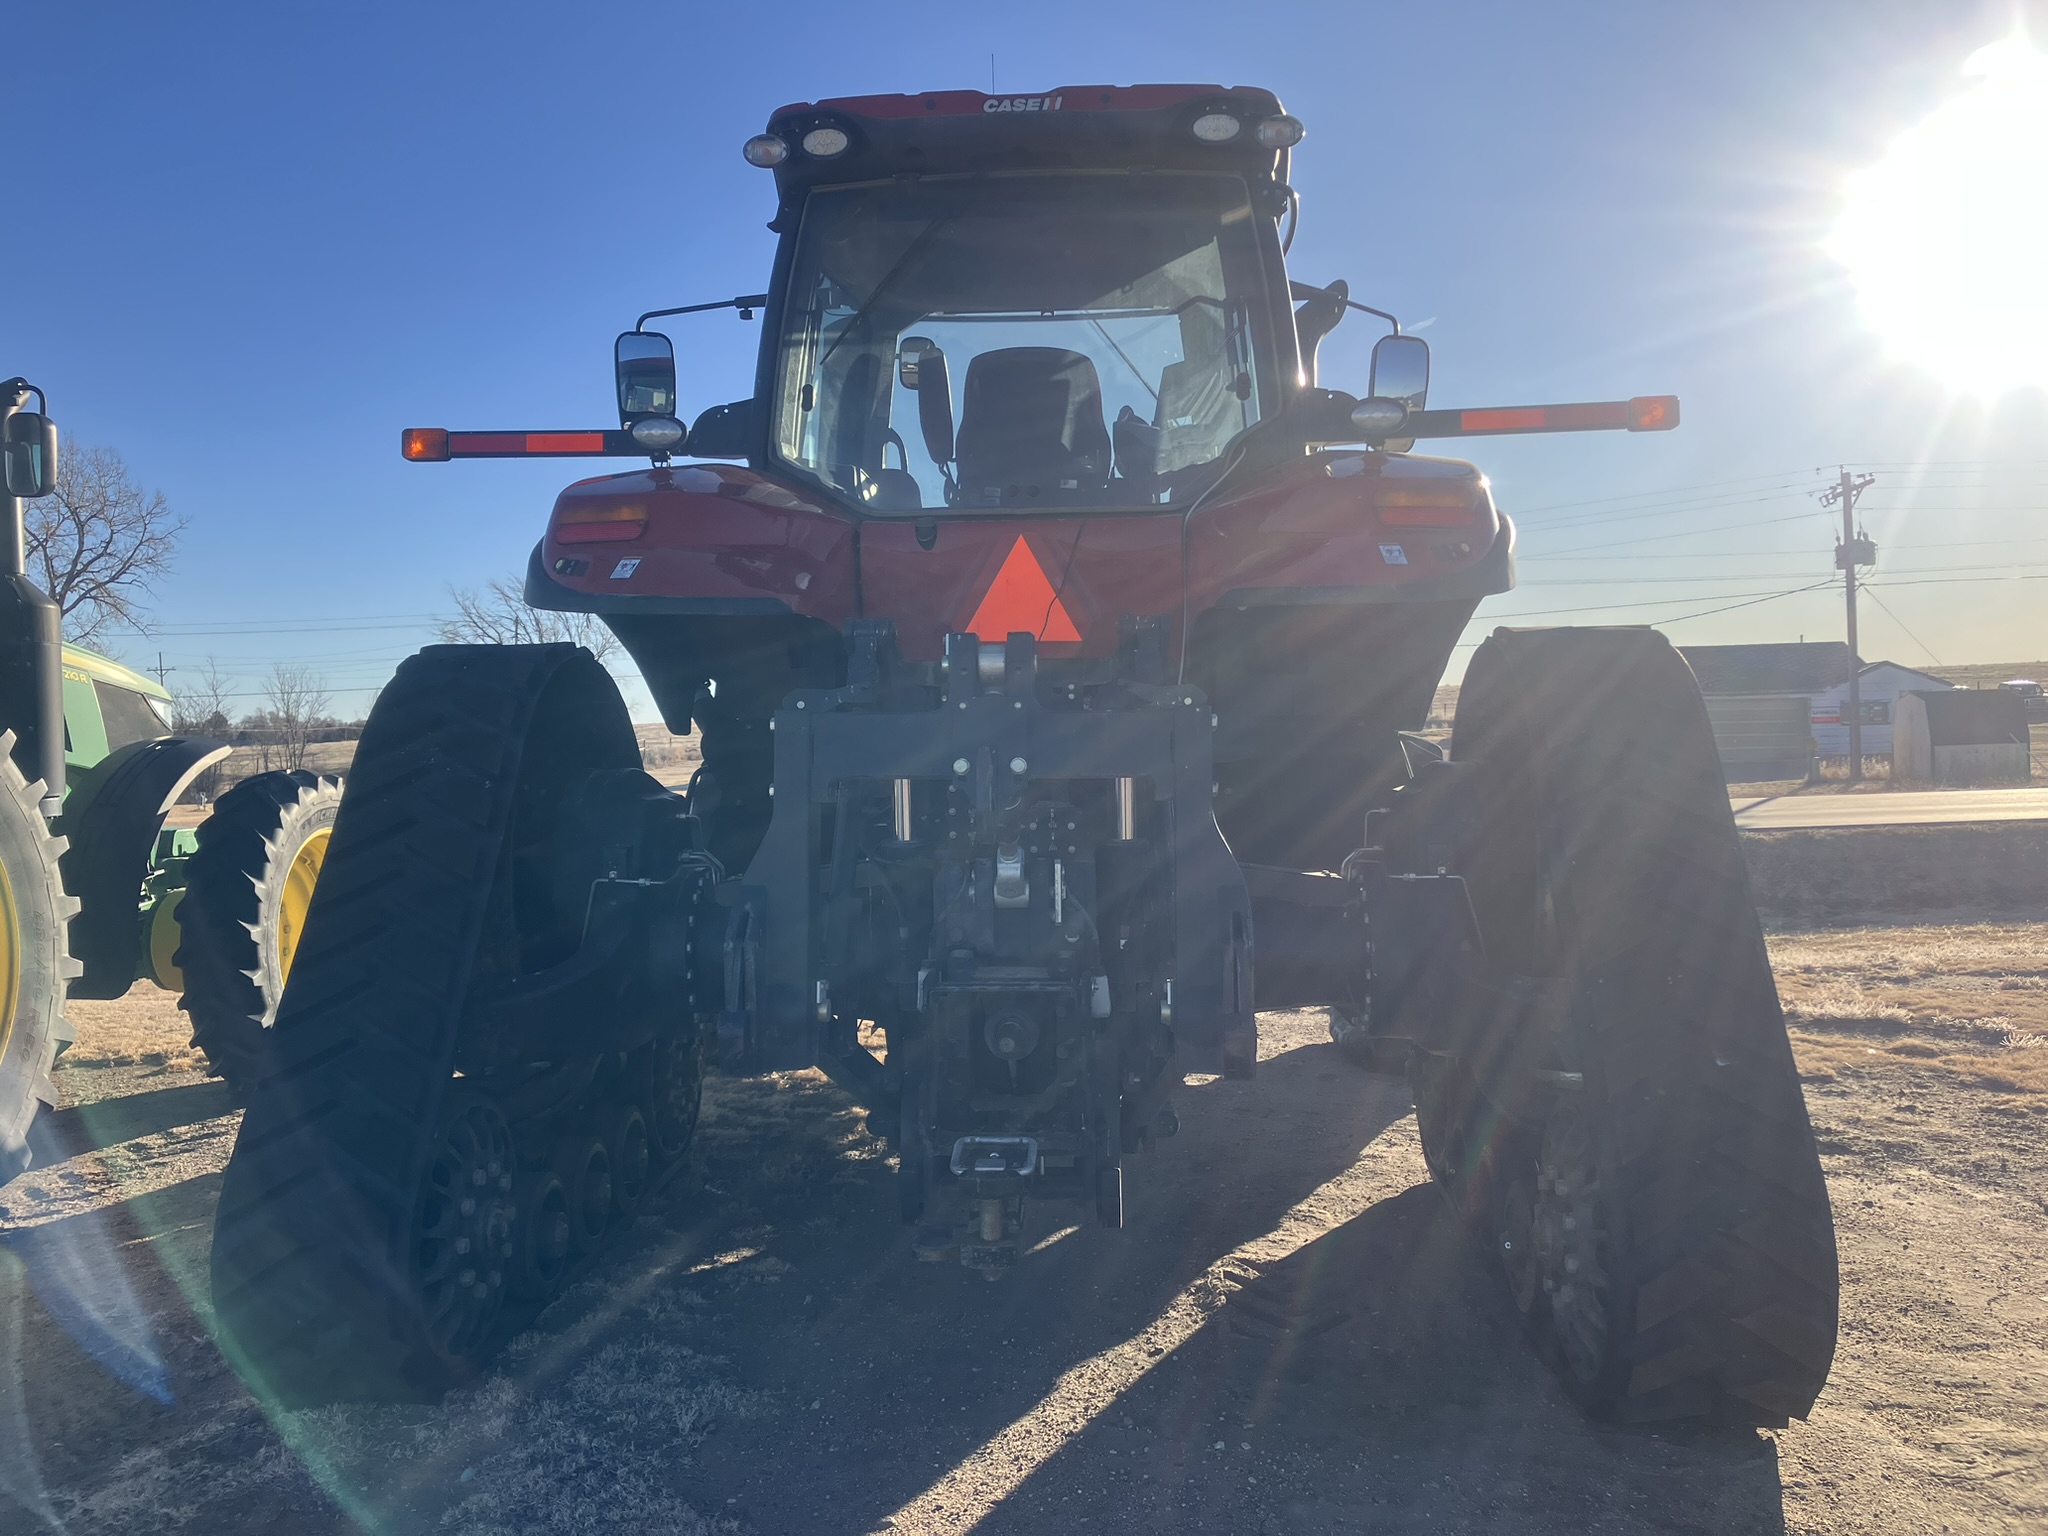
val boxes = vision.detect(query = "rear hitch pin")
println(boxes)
[1114,777,1137,840]
[892,778,914,842]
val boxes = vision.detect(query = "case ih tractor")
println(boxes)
[211,86,1839,1424]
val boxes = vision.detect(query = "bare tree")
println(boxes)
[439,576,617,661]
[25,442,186,644]
[173,657,236,737]
[264,664,332,772]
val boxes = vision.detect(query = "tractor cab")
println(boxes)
[766,168,1282,514]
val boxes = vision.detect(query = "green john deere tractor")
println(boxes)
[0,378,341,1187]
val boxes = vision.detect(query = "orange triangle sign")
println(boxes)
[965,536,1082,643]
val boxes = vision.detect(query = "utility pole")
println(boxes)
[1822,468,1878,779]
[152,651,171,687]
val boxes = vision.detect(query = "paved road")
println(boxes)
[1733,786,2048,829]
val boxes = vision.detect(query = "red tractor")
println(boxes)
[212,85,1838,1424]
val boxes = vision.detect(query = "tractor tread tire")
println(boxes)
[0,731,78,1188]
[210,645,629,1404]
[1447,627,1838,1425]
[177,770,344,1088]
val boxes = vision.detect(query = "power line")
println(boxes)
[1859,585,1943,668]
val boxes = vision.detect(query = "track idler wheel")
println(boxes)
[509,1168,573,1302]
[643,1033,703,1174]
[554,1133,613,1257]
[600,1103,652,1221]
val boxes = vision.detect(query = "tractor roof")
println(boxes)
[61,643,171,700]
[760,84,1292,206]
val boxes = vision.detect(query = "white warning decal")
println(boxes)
[610,557,642,579]
[1379,544,1409,566]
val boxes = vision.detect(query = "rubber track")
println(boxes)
[1452,627,1839,1423]
[178,770,343,1088]
[209,645,619,1403]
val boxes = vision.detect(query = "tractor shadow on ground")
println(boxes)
[686,1032,1790,1535]
[988,1183,1791,1534]
[26,1079,239,1163]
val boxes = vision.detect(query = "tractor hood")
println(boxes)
[529,453,1512,663]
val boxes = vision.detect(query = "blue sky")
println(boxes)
[10,0,2046,717]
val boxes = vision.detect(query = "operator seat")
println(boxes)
[952,347,1112,507]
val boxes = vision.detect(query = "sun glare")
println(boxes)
[1828,37,2048,395]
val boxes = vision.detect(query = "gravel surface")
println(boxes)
[2,924,2044,1535]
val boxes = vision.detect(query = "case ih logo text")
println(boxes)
[984,95,1063,113]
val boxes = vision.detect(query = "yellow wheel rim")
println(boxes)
[277,826,331,984]
[0,854,18,1062]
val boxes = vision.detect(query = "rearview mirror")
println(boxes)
[899,336,935,391]
[1369,334,1430,410]
[1,411,58,498]
[615,331,678,425]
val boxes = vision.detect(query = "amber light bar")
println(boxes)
[1400,396,1679,439]
[401,427,641,462]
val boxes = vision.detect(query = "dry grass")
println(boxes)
[1772,921,2048,1097]
[59,982,203,1071]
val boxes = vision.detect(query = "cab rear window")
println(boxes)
[94,680,168,750]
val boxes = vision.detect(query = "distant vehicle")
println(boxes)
[1997,678,2046,720]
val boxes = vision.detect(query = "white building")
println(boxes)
[1807,661,1957,758]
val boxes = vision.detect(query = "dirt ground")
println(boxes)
[3,917,2045,1535]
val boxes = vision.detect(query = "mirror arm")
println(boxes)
[635,293,772,331]
[1286,283,1401,335]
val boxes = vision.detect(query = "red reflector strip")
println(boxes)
[1457,407,1547,433]
[1460,403,1629,433]
[525,431,608,454]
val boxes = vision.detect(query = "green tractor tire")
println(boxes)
[176,771,343,1088]
[0,730,83,1185]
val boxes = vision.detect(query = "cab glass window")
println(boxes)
[772,173,1277,513]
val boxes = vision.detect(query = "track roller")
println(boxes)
[509,1168,573,1302]
[554,1133,613,1257]
[599,1103,652,1221]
